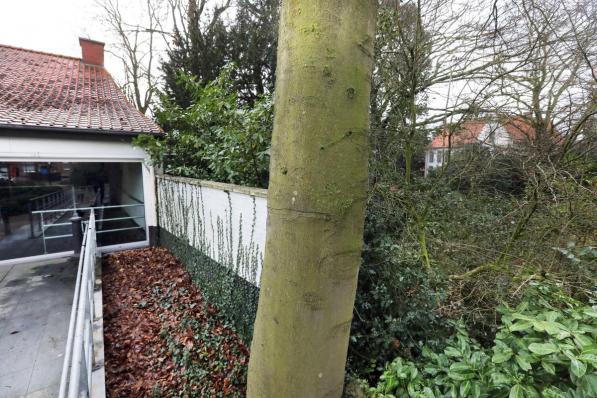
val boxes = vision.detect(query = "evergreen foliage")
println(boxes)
[368,283,597,398]
[161,0,279,107]
[135,65,273,188]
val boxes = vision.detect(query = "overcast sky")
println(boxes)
[0,0,157,85]
[0,0,477,124]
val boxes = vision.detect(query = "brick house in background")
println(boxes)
[0,38,162,264]
[424,118,537,175]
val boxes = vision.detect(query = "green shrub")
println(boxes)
[134,64,273,188]
[348,204,451,380]
[368,283,597,398]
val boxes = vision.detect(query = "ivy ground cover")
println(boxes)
[103,248,249,397]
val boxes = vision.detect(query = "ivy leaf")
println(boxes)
[528,343,558,355]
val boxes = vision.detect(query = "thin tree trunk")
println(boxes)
[247,1,377,397]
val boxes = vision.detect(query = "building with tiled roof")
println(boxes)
[0,39,162,135]
[0,39,161,263]
[425,118,537,175]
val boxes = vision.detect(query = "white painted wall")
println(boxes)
[156,176,267,286]
[478,123,512,147]
[0,134,148,162]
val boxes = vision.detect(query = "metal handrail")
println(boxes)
[59,211,97,398]
[31,204,146,253]
[31,203,144,215]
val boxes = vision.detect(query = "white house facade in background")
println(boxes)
[425,118,537,175]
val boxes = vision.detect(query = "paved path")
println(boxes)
[0,258,76,398]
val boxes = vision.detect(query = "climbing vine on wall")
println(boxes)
[156,175,263,341]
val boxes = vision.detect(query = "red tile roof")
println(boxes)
[0,44,162,135]
[502,117,536,142]
[430,118,536,149]
[430,120,486,148]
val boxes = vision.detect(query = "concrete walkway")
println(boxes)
[0,258,76,398]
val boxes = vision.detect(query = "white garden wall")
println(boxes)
[156,175,267,286]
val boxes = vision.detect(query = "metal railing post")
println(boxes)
[28,201,35,238]
[71,216,83,256]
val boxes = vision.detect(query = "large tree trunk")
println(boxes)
[247,1,377,397]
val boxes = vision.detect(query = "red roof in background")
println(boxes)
[430,120,486,148]
[0,44,162,135]
[502,117,536,142]
[430,118,536,149]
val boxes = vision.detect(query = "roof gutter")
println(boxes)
[0,123,163,137]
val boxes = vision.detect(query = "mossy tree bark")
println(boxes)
[247,1,377,397]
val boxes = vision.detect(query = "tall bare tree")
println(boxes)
[451,0,597,279]
[96,0,168,114]
[369,0,528,270]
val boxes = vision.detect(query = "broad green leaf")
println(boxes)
[459,381,471,397]
[533,321,567,335]
[528,343,558,355]
[509,384,524,398]
[448,371,475,381]
[570,357,587,378]
[510,321,533,332]
[523,385,540,398]
[582,344,597,355]
[583,308,597,318]
[541,386,567,398]
[422,387,435,398]
[541,360,556,375]
[573,333,593,348]
[578,353,597,366]
[449,363,472,373]
[512,313,535,322]
[492,372,513,386]
[544,311,560,322]
[579,373,597,396]
[515,355,532,371]
[493,349,513,363]
[444,347,461,358]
